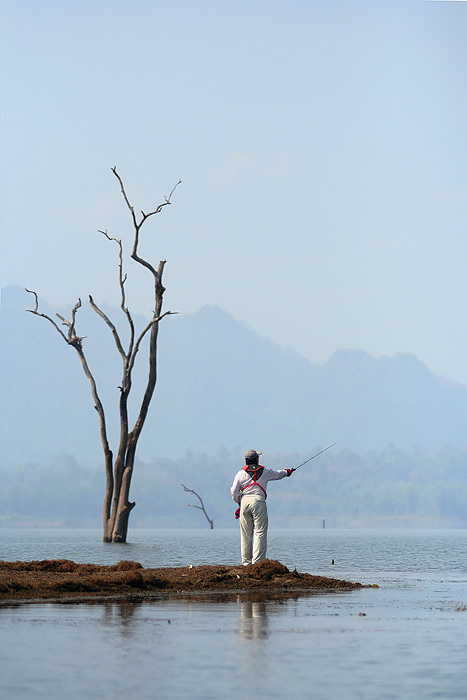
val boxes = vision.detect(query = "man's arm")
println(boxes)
[230,473,243,503]
[263,467,289,481]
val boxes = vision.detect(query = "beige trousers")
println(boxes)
[240,495,268,565]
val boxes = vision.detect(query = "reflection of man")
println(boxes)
[231,449,293,566]
[240,600,268,640]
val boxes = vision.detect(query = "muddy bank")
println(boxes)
[0,558,365,605]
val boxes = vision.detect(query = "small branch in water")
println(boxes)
[181,482,214,529]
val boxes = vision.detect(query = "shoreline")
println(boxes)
[0,558,366,606]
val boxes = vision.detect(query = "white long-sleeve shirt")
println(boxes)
[230,466,288,504]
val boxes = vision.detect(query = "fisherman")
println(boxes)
[231,449,293,566]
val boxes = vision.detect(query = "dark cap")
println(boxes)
[244,449,262,462]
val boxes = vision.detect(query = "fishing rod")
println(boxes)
[291,442,337,472]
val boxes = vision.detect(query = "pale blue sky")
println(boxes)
[2,0,466,383]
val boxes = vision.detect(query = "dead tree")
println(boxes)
[26,167,181,542]
[181,483,214,529]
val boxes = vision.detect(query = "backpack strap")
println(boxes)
[241,465,267,498]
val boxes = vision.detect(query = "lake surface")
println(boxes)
[1,528,467,700]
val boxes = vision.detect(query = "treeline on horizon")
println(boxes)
[1,445,467,529]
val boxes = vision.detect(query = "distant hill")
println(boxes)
[1,285,467,467]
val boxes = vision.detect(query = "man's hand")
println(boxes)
[285,468,294,477]
[235,506,241,519]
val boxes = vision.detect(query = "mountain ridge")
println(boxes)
[1,285,466,467]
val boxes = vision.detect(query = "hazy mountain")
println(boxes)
[1,285,466,467]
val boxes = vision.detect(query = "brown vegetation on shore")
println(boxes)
[0,558,363,604]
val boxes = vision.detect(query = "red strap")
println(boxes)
[241,464,267,498]
[243,481,267,498]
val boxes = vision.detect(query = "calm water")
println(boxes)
[1,528,467,700]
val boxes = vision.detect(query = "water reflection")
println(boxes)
[101,600,140,628]
[235,592,306,640]
[79,590,308,643]
[239,600,269,640]
[84,590,314,627]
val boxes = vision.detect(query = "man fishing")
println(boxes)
[230,449,293,566]
[231,444,337,566]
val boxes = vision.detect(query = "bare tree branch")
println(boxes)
[56,299,84,346]
[140,179,182,220]
[99,230,128,296]
[128,310,177,373]
[25,288,39,313]
[25,289,112,461]
[89,295,126,360]
[26,289,77,345]
[111,165,181,279]
[181,483,214,529]
[111,166,138,230]
[111,165,180,233]
[98,230,135,355]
